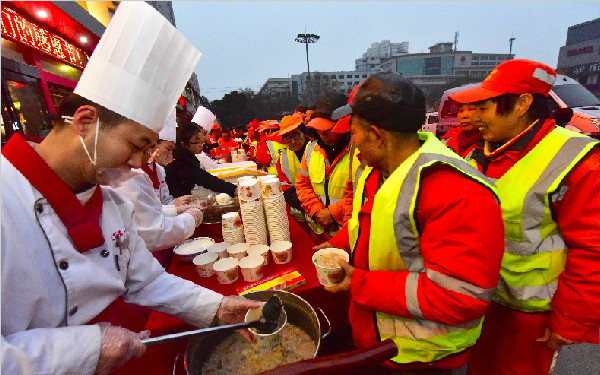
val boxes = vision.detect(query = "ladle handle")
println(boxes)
[315,307,331,340]
[141,321,255,346]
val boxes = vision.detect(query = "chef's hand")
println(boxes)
[185,208,204,227]
[537,328,578,349]
[216,296,263,325]
[313,241,333,252]
[174,195,194,207]
[216,296,264,343]
[324,260,354,293]
[95,325,149,375]
[314,208,334,226]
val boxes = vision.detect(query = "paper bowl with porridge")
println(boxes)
[312,248,350,287]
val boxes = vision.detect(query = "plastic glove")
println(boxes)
[174,195,194,207]
[314,208,334,226]
[185,208,204,227]
[216,296,263,325]
[94,325,149,375]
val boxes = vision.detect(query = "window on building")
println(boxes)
[472,56,479,61]
[347,75,352,78]
[362,74,367,78]
[339,75,344,79]
[355,75,359,78]
[354,81,359,85]
[331,75,336,79]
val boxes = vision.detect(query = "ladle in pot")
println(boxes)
[141,295,283,347]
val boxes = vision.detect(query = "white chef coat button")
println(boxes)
[58,261,69,270]
[100,249,110,258]
[69,306,78,316]
[35,203,43,214]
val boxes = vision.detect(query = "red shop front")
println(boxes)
[1,1,101,144]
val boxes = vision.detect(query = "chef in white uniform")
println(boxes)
[191,106,219,170]
[115,110,203,251]
[0,3,259,375]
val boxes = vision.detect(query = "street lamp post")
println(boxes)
[295,33,320,80]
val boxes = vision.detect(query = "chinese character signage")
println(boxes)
[1,6,88,69]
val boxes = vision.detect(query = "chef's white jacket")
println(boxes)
[115,164,195,251]
[1,156,223,375]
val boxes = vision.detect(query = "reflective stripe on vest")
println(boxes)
[304,141,352,235]
[266,140,287,175]
[493,126,598,312]
[348,132,497,364]
[280,148,301,187]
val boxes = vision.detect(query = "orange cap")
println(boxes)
[276,113,303,136]
[259,120,279,132]
[211,123,220,130]
[450,59,556,103]
[307,117,335,131]
[331,115,351,133]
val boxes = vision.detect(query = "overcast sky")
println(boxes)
[172,1,599,101]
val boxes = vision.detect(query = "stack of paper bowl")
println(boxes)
[240,199,268,245]
[221,212,245,244]
[261,177,290,242]
[238,178,261,201]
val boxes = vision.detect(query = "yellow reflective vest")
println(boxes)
[493,126,598,312]
[266,140,287,175]
[279,147,305,222]
[348,132,497,364]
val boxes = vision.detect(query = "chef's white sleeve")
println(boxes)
[2,325,101,375]
[116,174,195,251]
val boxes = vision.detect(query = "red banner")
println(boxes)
[1,6,88,69]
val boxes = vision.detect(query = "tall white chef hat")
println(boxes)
[158,109,177,142]
[191,106,216,132]
[74,1,201,133]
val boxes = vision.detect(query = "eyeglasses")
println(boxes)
[282,132,302,142]
[185,141,202,145]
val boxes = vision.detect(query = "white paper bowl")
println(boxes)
[239,255,265,282]
[212,257,239,284]
[270,240,292,264]
[193,252,218,277]
[206,242,230,259]
[227,242,250,259]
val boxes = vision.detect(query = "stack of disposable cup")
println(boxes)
[222,212,245,244]
[238,178,269,245]
[261,177,290,242]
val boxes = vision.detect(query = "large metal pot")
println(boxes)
[184,290,330,375]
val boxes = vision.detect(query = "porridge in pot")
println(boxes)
[202,324,316,375]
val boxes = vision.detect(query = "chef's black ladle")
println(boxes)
[141,295,283,346]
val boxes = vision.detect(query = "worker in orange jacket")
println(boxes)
[296,92,357,238]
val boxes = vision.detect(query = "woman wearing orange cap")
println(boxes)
[295,92,358,238]
[449,59,600,375]
[255,120,287,174]
[274,113,311,222]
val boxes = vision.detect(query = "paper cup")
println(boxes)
[237,176,255,186]
[248,244,270,265]
[206,242,230,259]
[239,179,261,201]
[261,177,283,198]
[173,237,215,263]
[270,240,292,264]
[227,242,250,259]
[222,212,242,231]
[312,248,350,287]
[213,257,239,284]
[239,255,265,282]
[193,252,218,277]
[245,305,287,351]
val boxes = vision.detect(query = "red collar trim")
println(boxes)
[2,133,105,252]
[141,162,160,189]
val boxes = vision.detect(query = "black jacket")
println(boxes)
[165,145,237,198]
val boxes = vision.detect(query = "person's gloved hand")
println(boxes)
[94,325,149,375]
[314,208,334,226]
[185,208,204,227]
[174,195,194,207]
[216,296,263,325]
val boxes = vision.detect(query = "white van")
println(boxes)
[432,77,600,139]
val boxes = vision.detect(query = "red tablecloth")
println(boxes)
[117,215,350,375]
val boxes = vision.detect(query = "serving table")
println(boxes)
[116,215,350,375]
